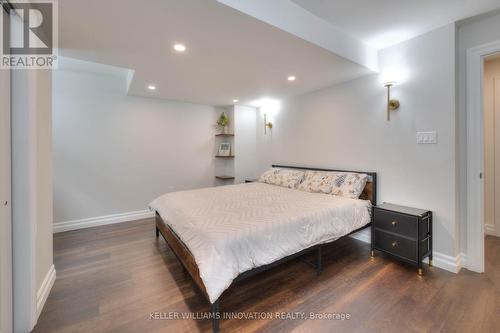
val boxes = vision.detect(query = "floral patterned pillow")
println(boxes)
[298,171,337,194]
[258,168,281,184]
[330,172,368,199]
[258,168,305,189]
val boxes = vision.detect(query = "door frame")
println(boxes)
[466,39,500,273]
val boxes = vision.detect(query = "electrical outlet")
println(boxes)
[417,131,437,144]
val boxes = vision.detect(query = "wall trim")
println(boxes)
[36,264,56,321]
[53,209,154,233]
[423,252,465,274]
[460,253,468,269]
[485,223,497,235]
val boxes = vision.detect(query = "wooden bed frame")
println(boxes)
[155,165,377,332]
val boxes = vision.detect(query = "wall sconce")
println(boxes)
[264,114,273,134]
[384,81,400,121]
[252,98,280,134]
[381,67,403,121]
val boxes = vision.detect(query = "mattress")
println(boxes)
[149,182,371,303]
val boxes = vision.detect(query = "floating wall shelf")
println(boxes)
[215,176,235,180]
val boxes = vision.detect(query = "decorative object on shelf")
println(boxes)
[216,112,229,134]
[217,142,231,157]
[371,203,432,275]
[264,113,273,135]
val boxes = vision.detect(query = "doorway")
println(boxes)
[483,53,500,281]
[466,40,500,273]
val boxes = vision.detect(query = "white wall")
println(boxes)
[457,11,500,252]
[256,24,458,258]
[484,57,500,237]
[53,61,219,223]
[234,105,257,183]
[0,61,12,333]
[12,69,53,332]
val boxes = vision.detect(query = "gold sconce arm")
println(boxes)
[264,114,273,135]
[385,83,400,121]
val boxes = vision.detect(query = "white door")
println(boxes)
[0,54,13,332]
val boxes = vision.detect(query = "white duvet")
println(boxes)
[149,182,371,303]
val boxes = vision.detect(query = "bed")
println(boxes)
[150,165,377,332]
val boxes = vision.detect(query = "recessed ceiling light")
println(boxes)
[233,99,239,103]
[147,85,156,90]
[173,43,186,52]
[287,75,296,81]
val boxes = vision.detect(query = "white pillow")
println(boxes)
[258,168,305,189]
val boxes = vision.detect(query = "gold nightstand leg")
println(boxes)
[418,268,423,276]
[371,250,374,257]
[429,260,433,267]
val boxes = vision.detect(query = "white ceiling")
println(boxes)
[58,0,370,106]
[291,0,500,50]
[59,0,500,106]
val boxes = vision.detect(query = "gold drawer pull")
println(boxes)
[391,241,398,247]
[391,220,398,226]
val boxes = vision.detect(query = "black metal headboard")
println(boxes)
[272,164,377,206]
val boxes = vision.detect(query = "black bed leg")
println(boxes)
[155,227,159,237]
[211,301,220,333]
[316,246,322,276]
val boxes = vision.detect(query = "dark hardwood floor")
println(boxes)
[33,219,500,333]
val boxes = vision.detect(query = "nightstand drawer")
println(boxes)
[374,209,418,238]
[374,229,417,262]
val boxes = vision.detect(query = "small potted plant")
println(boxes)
[216,112,229,134]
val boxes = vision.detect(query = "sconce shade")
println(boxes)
[381,67,399,86]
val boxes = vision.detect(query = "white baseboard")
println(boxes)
[423,252,464,274]
[36,264,56,321]
[53,209,154,233]
[459,253,468,269]
[485,223,497,236]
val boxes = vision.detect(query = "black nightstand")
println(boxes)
[371,203,433,275]
[245,179,257,183]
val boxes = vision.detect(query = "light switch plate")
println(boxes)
[417,131,437,144]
